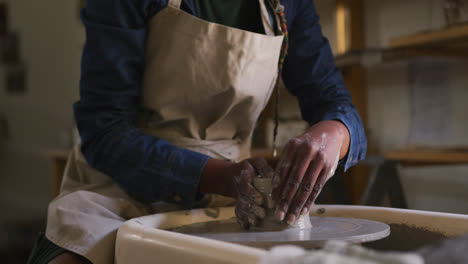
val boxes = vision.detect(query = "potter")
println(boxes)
[28,0,367,263]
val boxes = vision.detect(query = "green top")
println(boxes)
[194,0,265,34]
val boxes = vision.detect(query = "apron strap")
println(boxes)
[259,0,276,36]
[259,0,284,36]
[168,0,182,9]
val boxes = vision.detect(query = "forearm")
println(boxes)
[76,106,210,207]
[199,159,236,198]
[309,120,350,160]
[338,122,351,159]
[281,0,366,169]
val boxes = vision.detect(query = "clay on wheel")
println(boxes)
[252,177,312,231]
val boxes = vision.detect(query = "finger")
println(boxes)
[235,206,250,229]
[272,141,297,200]
[236,202,261,227]
[235,161,255,189]
[238,197,266,219]
[245,181,264,205]
[249,158,274,179]
[237,163,264,205]
[301,164,329,216]
[247,182,264,205]
[236,214,257,230]
[275,143,315,221]
[286,158,324,224]
[237,219,250,230]
[247,214,258,227]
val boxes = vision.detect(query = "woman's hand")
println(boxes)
[272,120,350,225]
[233,158,274,229]
[200,157,274,229]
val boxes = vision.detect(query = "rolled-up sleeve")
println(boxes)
[74,0,210,208]
[282,0,367,170]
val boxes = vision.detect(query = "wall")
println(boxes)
[317,0,468,214]
[0,0,83,226]
[365,0,468,214]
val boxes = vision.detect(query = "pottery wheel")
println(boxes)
[170,216,390,248]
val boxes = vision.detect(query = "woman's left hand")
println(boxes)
[271,120,350,224]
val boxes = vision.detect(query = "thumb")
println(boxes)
[248,158,274,179]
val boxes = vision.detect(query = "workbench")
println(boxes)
[361,147,468,208]
[43,149,70,197]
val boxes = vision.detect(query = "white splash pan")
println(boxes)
[115,205,468,264]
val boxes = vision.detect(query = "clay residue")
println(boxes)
[169,217,243,234]
[168,217,307,234]
[173,222,448,252]
[363,224,447,251]
[168,216,390,249]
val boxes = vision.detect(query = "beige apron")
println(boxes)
[46,0,284,263]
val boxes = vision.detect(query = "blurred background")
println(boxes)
[0,0,467,263]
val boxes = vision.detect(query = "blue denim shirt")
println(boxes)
[75,0,367,208]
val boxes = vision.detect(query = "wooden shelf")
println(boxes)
[389,23,468,48]
[335,51,364,68]
[43,149,71,197]
[335,46,468,68]
[335,24,468,68]
[385,147,468,166]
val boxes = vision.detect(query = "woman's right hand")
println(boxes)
[200,157,274,229]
